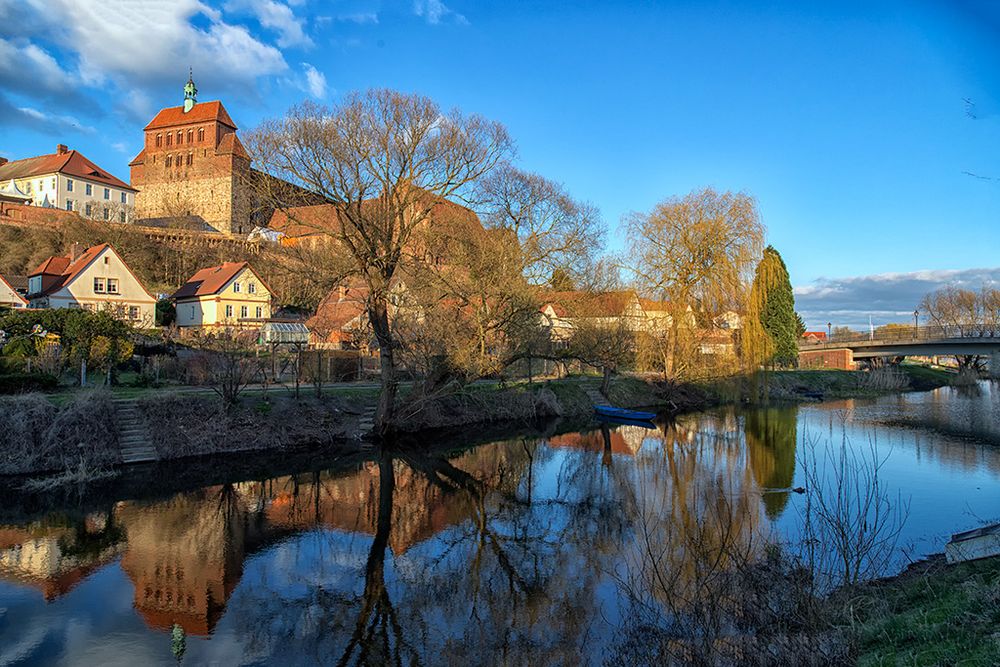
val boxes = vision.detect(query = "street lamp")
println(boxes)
[913,309,919,337]
[827,322,832,340]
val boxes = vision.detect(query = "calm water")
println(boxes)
[1,384,998,665]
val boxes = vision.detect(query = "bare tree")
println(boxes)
[920,285,1000,372]
[476,163,605,287]
[247,90,513,434]
[189,327,262,405]
[624,187,765,376]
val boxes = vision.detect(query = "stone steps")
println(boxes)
[113,399,158,465]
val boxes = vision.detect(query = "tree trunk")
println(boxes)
[369,299,397,436]
[601,366,612,398]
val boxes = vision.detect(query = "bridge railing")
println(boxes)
[803,325,1000,346]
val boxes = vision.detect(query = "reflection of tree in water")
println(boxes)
[744,405,799,519]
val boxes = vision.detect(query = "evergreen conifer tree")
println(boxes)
[748,246,799,367]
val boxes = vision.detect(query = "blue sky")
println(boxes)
[1,0,997,327]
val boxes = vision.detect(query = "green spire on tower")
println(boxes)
[183,69,197,113]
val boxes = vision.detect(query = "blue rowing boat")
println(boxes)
[593,405,657,422]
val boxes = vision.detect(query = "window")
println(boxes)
[177,130,182,144]
[107,278,119,294]
[66,179,73,192]
[255,306,263,318]
[85,204,92,216]
[29,276,41,294]
[85,183,92,196]
[93,277,106,293]
[25,181,31,193]
[166,133,172,146]
[225,304,233,318]
[155,133,162,147]
[121,192,127,203]
[51,178,55,189]
[248,282,256,294]
[103,256,109,265]
[233,282,241,293]
[103,208,110,221]
[197,127,204,142]
[187,129,193,143]
[128,306,139,320]
[65,199,73,211]
[166,155,172,168]
[103,188,110,200]
[119,211,126,223]
[240,305,248,319]
[186,153,192,166]
[190,305,195,319]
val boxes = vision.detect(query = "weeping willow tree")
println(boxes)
[624,187,765,378]
[744,245,799,369]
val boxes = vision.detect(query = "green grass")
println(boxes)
[848,557,1000,666]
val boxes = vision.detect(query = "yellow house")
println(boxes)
[27,243,156,324]
[172,262,272,327]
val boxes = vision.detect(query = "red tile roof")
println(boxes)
[172,262,266,299]
[540,290,638,318]
[144,101,236,131]
[28,244,109,297]
[0,150,134,191]
[217,132,249,159]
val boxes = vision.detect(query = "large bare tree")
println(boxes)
[476,163,605,288]
[247,90,513,434]
[623,187,765,376]
[920,285,1000,372]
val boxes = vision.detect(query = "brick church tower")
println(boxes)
[129,73,252,235]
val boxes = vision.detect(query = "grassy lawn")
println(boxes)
[848,556,1000,666]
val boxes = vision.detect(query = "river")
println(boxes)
[1,383,998,665]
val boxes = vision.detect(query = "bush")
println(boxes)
[0,372,59,394]
[0,391,119,475]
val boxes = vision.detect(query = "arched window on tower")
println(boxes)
[186,153,192,166]
[177,130,183,144]
[165,155,172,167]
[155,133,162,148]
[166,134,172,147]
[197,127,204,142]
[187,129,193,143]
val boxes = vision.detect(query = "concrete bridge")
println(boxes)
[799,325,1000,374]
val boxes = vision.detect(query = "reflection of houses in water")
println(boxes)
[17,443,523,636]
[0,513,124,600]
[116,489,248,635]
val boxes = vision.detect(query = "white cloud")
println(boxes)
[225,0,313,48]
[0,38,76,95]
[412,0,467,25]
[794,267,1000,329]
[15,105,96,133]
[17,0,288,89]
[302,63,327,98]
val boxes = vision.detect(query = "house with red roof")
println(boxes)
[171,262,272,327]
[27,243,155,323]
[0,145,136,222]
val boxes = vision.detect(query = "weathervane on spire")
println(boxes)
[183,68,198,113]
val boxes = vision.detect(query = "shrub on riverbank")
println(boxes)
[0,391,119,475]
[137,393,362,458]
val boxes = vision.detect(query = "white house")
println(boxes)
[0,145,137,223]
[172,262,272,327]
[27,243,156,324]
[0,273,27,308]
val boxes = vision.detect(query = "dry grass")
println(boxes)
[0,391,120,475]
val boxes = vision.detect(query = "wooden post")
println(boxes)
[295,343,301,399]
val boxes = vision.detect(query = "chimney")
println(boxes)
[69,242,84,262]
[56,144,68,155]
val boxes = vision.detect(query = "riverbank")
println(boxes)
[0,366,954,479]
[839,553,1000,665]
